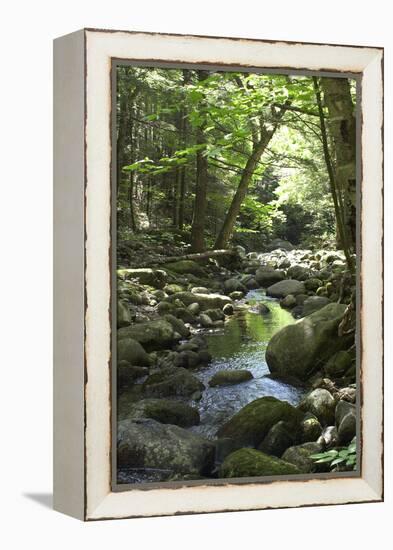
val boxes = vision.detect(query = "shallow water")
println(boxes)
[191,290,305,439]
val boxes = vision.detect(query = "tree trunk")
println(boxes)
[190,70,209,252]
[320,77,357,251]
[313,77,353,272]
[214,123,281,250]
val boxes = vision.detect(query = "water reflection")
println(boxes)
[191,290,305,439]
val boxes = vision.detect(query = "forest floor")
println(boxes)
[116,235,357,483]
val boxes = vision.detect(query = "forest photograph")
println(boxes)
[115,64,358,485]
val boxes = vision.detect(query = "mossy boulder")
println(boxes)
[219,448,301,478]
[163,283,184,295]
[217,396,303,447]
[224,278,247,294]
[164,260,206,277]
[265,303,350,380]
[142,367,205,398]
[117,338,151,366]
[266,280,305,298]
[163,314,190,338]
[299,388,336,426]
[302,296,330,317]
[300,413,323,443]
[168,291,232,311]
[281,442,322,473]
[209,370,253,387]
[118,397,200,427]
[118,319,179,351]
[118,268,168,289]
[118,418,214,476]
[118,300,132,328]
[324,350,352,377]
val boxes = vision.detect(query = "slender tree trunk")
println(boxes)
[214,120,282,250]
[178,69,191,230]
[190,70,209,252]
[320,77,357,251]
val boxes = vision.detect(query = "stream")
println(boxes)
[191,289,306,439]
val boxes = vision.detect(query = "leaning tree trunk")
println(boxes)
[320,77,357,251]
[190,70,209,252]
[214,121,282,250]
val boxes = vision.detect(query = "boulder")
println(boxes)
[168,291,232,311]
[156,301,176,315]
[163,283,184,295]
[118,319,179,351]
[299,389,336,426]
[174,350,201,369]
[142,367,204,398]
[266,280,306,298]
[300,413,323,443]
[117,338,151,366]
[209,370,253,387]
[118,363,149,389]
[324,350,353,378]
[318,425,339,449]
[229,291,244,300]
[118,268,168,289]
[224,278,247,294]
[175,307,196,324]
[118,300,132,328]
[217,396,302,447]
[258,420,296,457]
[219,448,300,478]
[287,265,310,280]
[164,260,206,277]
[302,296,330,316]
[335,400,356,444]
[265,303,350,380]
[223,303,234,316]
[118,418,214,476]
[187,302,200,315]
[118,397,200,427]
[163,314,190,338]
[204,308,225,321]
[281,442,322,473]
[199,313,214,327]
[280,294,296,308]
[255,267,285,287]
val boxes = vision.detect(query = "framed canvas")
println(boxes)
[53,28,384,521]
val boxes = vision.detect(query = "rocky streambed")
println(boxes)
[116,241,358,484]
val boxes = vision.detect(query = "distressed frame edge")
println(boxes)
[80,29,383,521]
[53,29,86,520]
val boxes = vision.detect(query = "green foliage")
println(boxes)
[310,442,357,471]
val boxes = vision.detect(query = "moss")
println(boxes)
[220,448,301,478]
[164,260,206,277]
[217,396,302,447]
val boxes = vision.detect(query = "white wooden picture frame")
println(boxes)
[53,28,383,521]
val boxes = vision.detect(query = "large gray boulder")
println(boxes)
[117,397,200,427]
[217,396,303,447]
[118,319,179,351]
[142,367,205,398]
[266,279,305,298]
[118,268,168,289]
[117,418,214,476]
[299,389,336,426]
[117,338,150,366]
[266,239,295,252]
[265,303,350,380]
